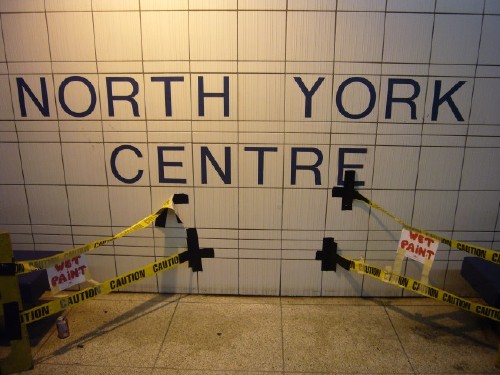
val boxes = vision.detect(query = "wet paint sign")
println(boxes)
[46,255,89,292]
[399,229,439,264]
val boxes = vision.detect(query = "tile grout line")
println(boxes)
[280,296,286,373]
[383,304,417,374]
[150,294,183,370]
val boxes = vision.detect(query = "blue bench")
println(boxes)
[461,257,500,308]
[14,251,60,306]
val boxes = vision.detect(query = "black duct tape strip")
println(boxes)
[184,228,214,272]
[315,237,338,271]
[336,254,354,271]
[157,194,188,227]
[154,208,168,228]
[315,237,353,272]
[3,301,22,340]
[0,261,16,276]
[173,194,189,205]
[332,170,369,210]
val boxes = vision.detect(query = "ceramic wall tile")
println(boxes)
[460,148,500,190]
[239,259,280,295]
[26,185,71,225]
[0,143,23,183]
[193,143,237,187]
[335,12,385,62]
[282,189,327,230]
[454,191,500,231]
[332,75,381,123]
[197,258,238,294]
[2,13,50,62]
[387,0,435,12]
[10,75,57,120]
[46,12,95,62]
[239,144,283,188]
[53,74,101,120]
[416,147,464,190]
[86,254,116,283]
[0,185,30,224]
[470,78,500,125]
[62,143,107,185]
[283,144,329,188]
[369,190,415,231]
[190,74,237,120]
[98,74,145,120]
[141,11,189,61]
[104,142,150,186]
[108,186,152,227]
[157,263,198,294]
[0,76,13,119]
[149,142,192,187]
[67,186,111,226]
[435,0,484,13]
[115,255,158,292]
[412,190,458,231]
[423,77,473,124]
[285,74,333,121]
[238,74,284,121]
[19,142,65,184]
[281,260,322,296]
[239,188,282,230]
[383,13,434,63]
[372,146,419,189]
[189,11,237,61]
[431,15,482,65]
[194,187,238,229]
[338,0,386,11]
[93,12,141,61]
[238,11,286,61]
[286,12,335,62]
[144,74,191,120]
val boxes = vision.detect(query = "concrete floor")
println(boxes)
[3,293,500,374]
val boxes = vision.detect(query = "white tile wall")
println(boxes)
[189,11,237,60]
[286,12,336,61]
[383,13,434,63]
[431,15,482,65]
[1,3,499,298]
[238,11,286,61]
[335,12,385,62]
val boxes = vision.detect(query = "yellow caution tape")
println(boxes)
[19,253,182,325]
[12,198,175,275]
[342,256,500,322]
[361,198,500,265]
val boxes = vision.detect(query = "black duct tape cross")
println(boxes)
[153,194,213,272]
[155,194,189,227]
[332,170,369,210]
[179,228,214,272]
[315,237,352,272]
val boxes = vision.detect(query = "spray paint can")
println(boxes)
[56,316,70,339]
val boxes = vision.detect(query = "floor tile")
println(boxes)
[281,296,384,306]
[22,363,153,375]
[385,304,500,374]
[155,302,283,372]
[179,294,281,305]
[282,304,413,373]
[152,370,280,375]
[33,295,176,368]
